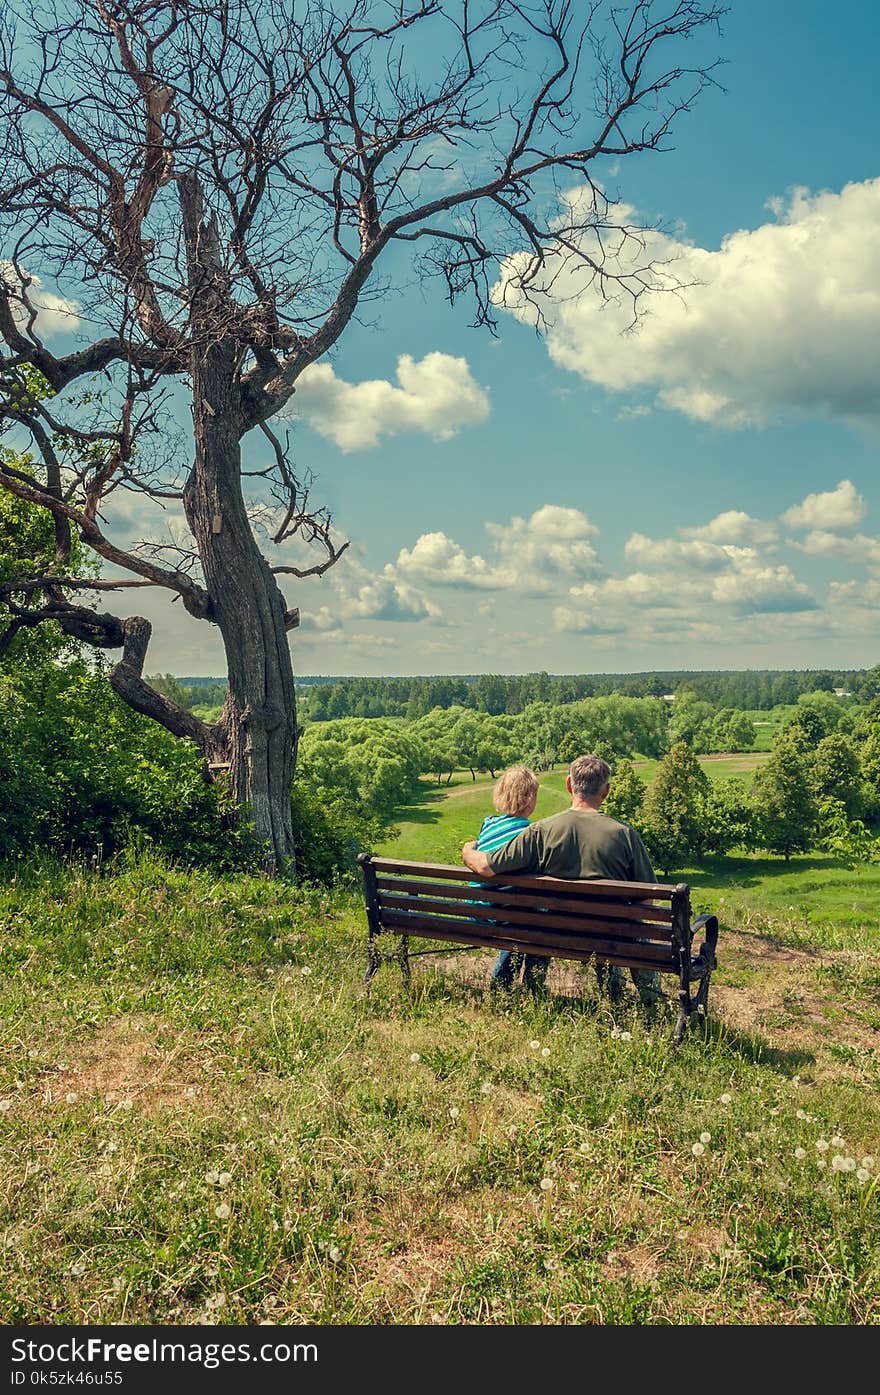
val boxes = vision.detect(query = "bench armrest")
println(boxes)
[690,912,718,969]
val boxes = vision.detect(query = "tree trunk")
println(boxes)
[185,422,298,872]
[180,171,297,872]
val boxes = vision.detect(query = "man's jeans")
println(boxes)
[492,951,660,1003]
[596,962,663,1005]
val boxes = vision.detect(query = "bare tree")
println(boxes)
[0,0,723,871]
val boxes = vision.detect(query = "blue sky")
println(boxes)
[29,1,880,677]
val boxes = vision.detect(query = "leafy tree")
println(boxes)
[810,733,864,820]
[602,759,646,827]
[752,735,816,861]
[815,798,879,868]
[709,708,756,753]
[700,782,757,855]
[640,741,709,875]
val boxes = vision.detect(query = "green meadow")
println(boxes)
[1,759,878,1326]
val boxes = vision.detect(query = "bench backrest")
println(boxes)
[362,856,692,974]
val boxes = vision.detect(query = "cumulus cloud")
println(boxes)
[682,510,778,547]
[392,505,601,595]
[292,352,489,450]
[782,479,866,531]
[557,530,817,635]
[494,179,880,427]
[793,530,880,567]
[1,262,80,336]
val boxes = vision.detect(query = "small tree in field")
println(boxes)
[0,0,723,870]
[752,735,816,862]
[640,740,709,875]
[603,758,645,827]
[809,732,864,820]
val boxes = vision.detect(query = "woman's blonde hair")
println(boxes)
[493,765,539,817]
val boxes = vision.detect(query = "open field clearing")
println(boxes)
[1,852,878,1325]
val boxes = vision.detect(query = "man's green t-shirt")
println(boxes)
[485,808,657,884]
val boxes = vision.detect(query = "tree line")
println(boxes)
[296,668,872,722]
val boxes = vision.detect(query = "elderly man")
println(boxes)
[461,753,662,1004]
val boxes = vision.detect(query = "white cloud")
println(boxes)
[393,532,504,590]
[709,562,816,614]
[1,262,80,337]
[794,530,880,566]
[828,578,880,607]
[339,575,441,623]
[782,479,866,531]
[623,533,738,572]
[494,179,880,427]
[392,505,601,596]
[682,510,778,547]
[292,352,489,451]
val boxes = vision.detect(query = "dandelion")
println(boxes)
[205,1170,220,1185]
[831,1155,856,1173]
[529,1040,541,1051]
[449,1106,460,1120]
[69,1260,86,1277]
[540,1047,551,1058]
[217,1172,232,1187]
[691,1142,705,1157]
[768,1106,780,1116]
[816,1139,829,1152]
[700,1132,711,1144]
[817,1157,827,1169]
[328,1246,343,1263]
[831,1135,846,1149]
[860,1156,875,1170]
[619,1031,632,1043]
[480,1081,493,1095]
[409,1052,421,1063]
[539,1177,554,1192]
[120,1098,133,1111]
[794,1147,806,1159]
[719,1093,732,1105]
[578,1142,589,1154]
[300,966,312,977]
[0,1100,10,1113]
[65,1092,78,1104]
[214,1202,231,1220]
[796,1109,808,1120]
[857,1168,871,1184]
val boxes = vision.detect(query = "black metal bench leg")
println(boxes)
[363,935,381,985]
[398,935,412,992]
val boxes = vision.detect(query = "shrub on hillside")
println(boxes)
[290,785,382,886]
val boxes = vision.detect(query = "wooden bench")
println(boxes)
[357,853,719,1043]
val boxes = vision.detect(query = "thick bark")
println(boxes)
[179,172,297,872]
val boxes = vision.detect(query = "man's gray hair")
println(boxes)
[569,754,612,799]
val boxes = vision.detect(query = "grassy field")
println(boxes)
[1,845,879,1326]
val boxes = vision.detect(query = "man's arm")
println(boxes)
[461,841,495,877]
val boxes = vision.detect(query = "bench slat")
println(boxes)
[379,912,677,971]
[374,876,674,925]
[377,893,674,942]
[371,857,678,900]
